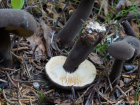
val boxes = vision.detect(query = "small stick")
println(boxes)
[12,47,28,51]
[6,71,17,87]
[3,89,15,104]
[109,85,131,105]
[0,67,16,71]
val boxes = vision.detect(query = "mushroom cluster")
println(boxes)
[108,36,140,87]
[45,22,106,89]
[0,9,37,68]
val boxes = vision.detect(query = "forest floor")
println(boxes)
[0,0,140,105]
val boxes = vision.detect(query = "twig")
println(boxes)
[3,89,15,104]
[71,86,75,105]
[12,47,28,51]
[18,83,22,105]
[85,77,102,105]
[6,71,17,87]
[96,85,101,104]
[29,98,33,105]
[11,52,32,80]
[109,85,131,105]
[53,0,70,30]
[0,79,7,83]
[0,67,16,71]
[31,45,38,59]
[95,89,114,104]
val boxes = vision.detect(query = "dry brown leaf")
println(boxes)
[34,36,45,53]
[119,31,126,36]
[27,36,46,61]
[126,0,140,6]
[134,0,140,5]
[119,80,124,87]
[76,98,83,105]
[88,52,103,64]
[128,95,135,105]
[124,78,131,84]
[130,20,140,37]
[41,20,54,58]
[46,8,59,19]
[138,92,140,104]
[98,0,108,16]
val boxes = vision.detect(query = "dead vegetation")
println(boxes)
[0,0,140,105]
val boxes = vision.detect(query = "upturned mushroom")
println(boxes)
[108,36,140,87]
[53,0,95,49]
[45,22,106,89]
[0,9,37,68]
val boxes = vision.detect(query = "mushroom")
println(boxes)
[0,9,37,68]
[108,36,140,87]
[54,0,95,49]
[45,22,106,89]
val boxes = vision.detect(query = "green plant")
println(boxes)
[0,88,2,91]
[11,0,24,9]
[10,89,13,96]
[93,43,108,56]
[38,91,45,102]
[40,81,47,83]
[135,82,140,105]
[2,102,7,105]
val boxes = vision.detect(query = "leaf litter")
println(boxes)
[0,0,140,105]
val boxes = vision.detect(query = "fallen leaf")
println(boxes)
[128,95,135,105]
[134,0,140,6]
[98,0,108,16]
[41,20,54,58]
[46,8,59,19]
[119,80,124,87]
[27,35,46,61]
[126,0,140,6]
[138,92,140,103]
[88,52,103,64]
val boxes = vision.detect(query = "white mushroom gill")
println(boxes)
[45,56,96,87]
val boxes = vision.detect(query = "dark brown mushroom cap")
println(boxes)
[108,36,140,60]
[0,9,37,37]
[115,36,140,56]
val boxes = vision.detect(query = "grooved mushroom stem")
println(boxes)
[55,0,95,49]
[63,33,102,73]
[0,28,12,68]
[109,59,124,87]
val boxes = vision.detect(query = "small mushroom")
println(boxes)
[108,36,140,87]
[45,22,106,89]
[0,9,37,68]
[54,0,95,49]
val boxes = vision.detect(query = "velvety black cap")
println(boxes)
[116,36,140,56]
[108,36,140,60]
[0,9,37,37]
